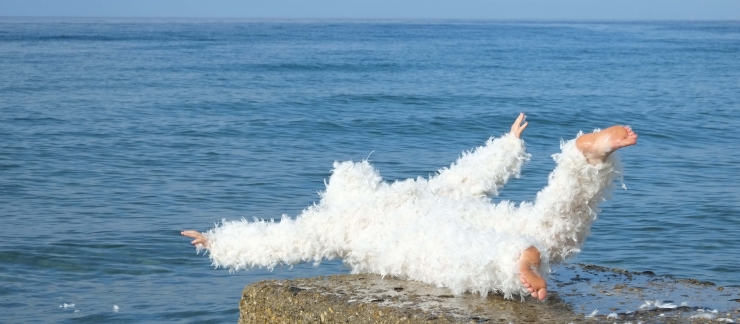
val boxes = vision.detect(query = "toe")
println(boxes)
[538,288,547,301]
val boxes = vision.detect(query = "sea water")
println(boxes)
[1,18,738,323]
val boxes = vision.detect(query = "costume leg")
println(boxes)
[512,136,622,264]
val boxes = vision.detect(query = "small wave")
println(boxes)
[240,62,404,73]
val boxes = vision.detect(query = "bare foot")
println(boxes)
[575,125,638,164]
[518,246,547,300]
[510,113,528,139]
[182,230,209,249]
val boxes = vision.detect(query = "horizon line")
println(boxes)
[2,16,739,22]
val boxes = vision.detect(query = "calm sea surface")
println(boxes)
[1,18,738,323]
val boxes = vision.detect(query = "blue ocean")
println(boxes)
[1,18,738,322]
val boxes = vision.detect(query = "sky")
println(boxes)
[1,0,739,20]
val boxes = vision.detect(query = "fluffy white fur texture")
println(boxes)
[202,132,622,299]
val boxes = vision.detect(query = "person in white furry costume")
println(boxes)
[183,113,638,301]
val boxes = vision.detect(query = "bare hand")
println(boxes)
[182,230,209,249]
[510,113,528,138]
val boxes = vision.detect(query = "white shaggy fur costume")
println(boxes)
[202,131,621,299]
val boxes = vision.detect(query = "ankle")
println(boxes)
[520,247,541,267]
[585,153,608,165]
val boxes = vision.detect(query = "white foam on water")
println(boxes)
[586,309,599,317]
[655,300,677,309]
[690,313,716,319]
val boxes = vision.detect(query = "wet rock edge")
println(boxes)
[237,264,739,323]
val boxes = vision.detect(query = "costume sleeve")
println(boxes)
[200,160,383,272]
[428,132,529,200]
[202,208,342,271]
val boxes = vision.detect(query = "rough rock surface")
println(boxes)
[238,264,740,323]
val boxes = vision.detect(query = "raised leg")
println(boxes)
[505,126,638,264]
[576,125,637,165]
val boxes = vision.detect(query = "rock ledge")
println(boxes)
[238,264,740,323]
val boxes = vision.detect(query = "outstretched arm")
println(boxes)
[510,112,528,138]
[428,113,530,199]
[181,209,343,271]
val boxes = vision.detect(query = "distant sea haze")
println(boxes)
[0,18,738,322]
